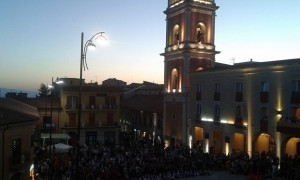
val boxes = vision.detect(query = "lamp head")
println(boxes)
[95,32,108,46]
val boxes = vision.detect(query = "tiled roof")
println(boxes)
[62,85,123,93]
[18,97,62,110]
[0,98,39,126]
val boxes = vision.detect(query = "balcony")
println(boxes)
[65,104,118,111]
[65,104,78,111]
[277,118,300,136]
[234,117,244,128]
[260,120,268,133]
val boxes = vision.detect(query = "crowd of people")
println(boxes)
[34,133,300,180]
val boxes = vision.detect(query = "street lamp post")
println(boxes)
[76,32,106,178]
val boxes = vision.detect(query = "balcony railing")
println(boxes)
[65,104,118,111]
[277,118,300,136]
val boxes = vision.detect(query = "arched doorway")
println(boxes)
[233,133,245,152]
[285,137,300,158]
[212,131,222,154]
[254,133,276,155]
[194,127,203,150]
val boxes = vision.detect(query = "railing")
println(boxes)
[168,0,213,7]
[65,104,118,111]
[277,118,300,136]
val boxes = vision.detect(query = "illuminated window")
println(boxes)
[171,68,179,91]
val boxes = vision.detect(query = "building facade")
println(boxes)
[162,0,300,158]
[58,78,122,146]
[0,98,38,180]
[121,82,164,141]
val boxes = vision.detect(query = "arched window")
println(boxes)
[171,68,178,91]
[173,24,180,45]
[196,22,206,44]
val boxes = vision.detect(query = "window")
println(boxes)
[107,113,114,126]
[260,81,269,103]
[68,113,76,127]
[86,132,97,145]
[292,80,300,92]
[214,105,220,122]
[291,80,300,103]
[235,82,243,102]
[171,68,179,91]
[261,81,269,92]
[43,115,55,130]
[260,107,268,132]
[235,106,242,125]
[290,107,300,121]
[173,24,180,45]
[12,139,21,165]
[105,96,116,109]
[260,107,268,121]
[89,96,96,109]
[196,22,206,44]
[214,83,220,101]
[196,84,201,100]
[89,113,96,126]
[196,103,201,120]
[67,96,78,109]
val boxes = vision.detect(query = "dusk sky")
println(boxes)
[1,0,300,95]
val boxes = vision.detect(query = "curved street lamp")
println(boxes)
[76,32,107,178]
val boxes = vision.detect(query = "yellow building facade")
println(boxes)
[57,78,122,145]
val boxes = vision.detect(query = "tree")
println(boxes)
[37,83,49,98]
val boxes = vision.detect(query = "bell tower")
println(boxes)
[162,0,219,145]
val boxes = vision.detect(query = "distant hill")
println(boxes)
[0,88,38,98]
